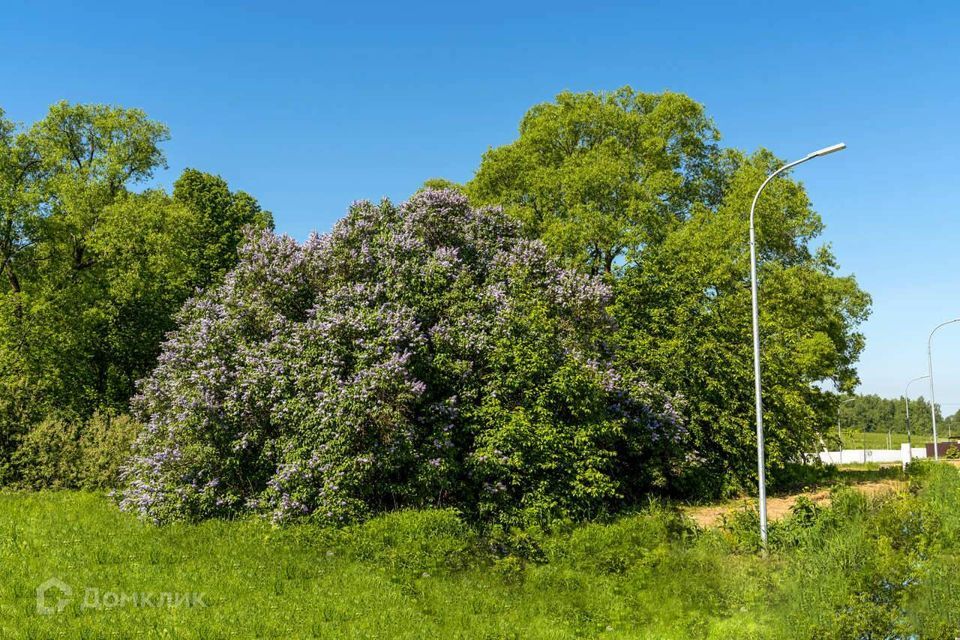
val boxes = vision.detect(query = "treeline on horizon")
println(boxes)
[0,89,874,525]
[841,393,960,436]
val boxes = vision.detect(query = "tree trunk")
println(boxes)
[4,261,23,319]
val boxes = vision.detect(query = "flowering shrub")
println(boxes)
[119,190,682,526]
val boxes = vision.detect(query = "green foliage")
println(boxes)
[839,392,951,435]
[75,412,143,489]
[418,177,464,193]
[9,415,84,489]
[767,461,838,494]
[720,504,764,552]
[469,87,722,275]
[120,191,682,527]
[173,168,274,287]
[469,87,872,498]
[11,411,140,490]
[0,102,272,475]
[11,467,960,638]
[545,503,695,571]
[610,152,870,496]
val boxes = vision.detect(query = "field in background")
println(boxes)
[6,463,960,638]
[838,430,919,449]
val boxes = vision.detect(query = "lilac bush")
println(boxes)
[119,190,683,526]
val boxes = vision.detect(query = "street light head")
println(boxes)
[808,142,846,158]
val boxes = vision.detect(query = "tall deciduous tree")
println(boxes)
[469,89,871,495]
[30,102,170,274]
[173,168,273,287]
[0,103,272,479]
[0,110,43,459]
[22,103,171,412]
[615,149,870,494]
[468,87,722,275]
[0,110,41,300]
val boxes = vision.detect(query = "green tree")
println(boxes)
[468,88,871,496]
[0,109,41,301]
[613,150,870,494]
[0,103,272,479]
[20,103,171,413]
[468,87,722,275]
[841,393,944,436]
[85,190,201,404]
[418,177,463,193]
[173,168,273,287]
[0,110,43,460]
[29,102,169,277]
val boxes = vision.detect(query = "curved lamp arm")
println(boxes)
[749,142,845,549]
[748,144,847,239]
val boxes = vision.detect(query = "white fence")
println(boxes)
[817,443,926,467]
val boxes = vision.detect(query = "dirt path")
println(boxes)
[683,479,905,528]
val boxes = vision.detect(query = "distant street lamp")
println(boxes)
[904,375,929,461]
[928,319,960,461]
[750,142,846,549]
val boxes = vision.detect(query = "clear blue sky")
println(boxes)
[3,0,959,407]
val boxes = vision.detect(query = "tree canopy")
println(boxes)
[0,103,272,480]
[1,91,878,514]
[839,393,957,436]
[468,88,723,275]
[613,150,870,493]
[468,87,871,495]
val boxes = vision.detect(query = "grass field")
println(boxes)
[5,463,960,638]
[838,430,923,449]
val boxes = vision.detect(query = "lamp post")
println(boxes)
[928,319,960,461]
[750,142,846,548]
[904,375,929,461]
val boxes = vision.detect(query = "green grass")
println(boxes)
[837,430,922,449]
[5,463,960,638]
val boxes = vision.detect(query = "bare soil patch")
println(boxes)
[684,478,905,528]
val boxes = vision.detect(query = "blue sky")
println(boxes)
[2,0,959,407]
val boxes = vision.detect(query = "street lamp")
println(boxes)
[928,320,960,459]
[749,142,846,548]
[904,375,929,461]
[928,319,960,461]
